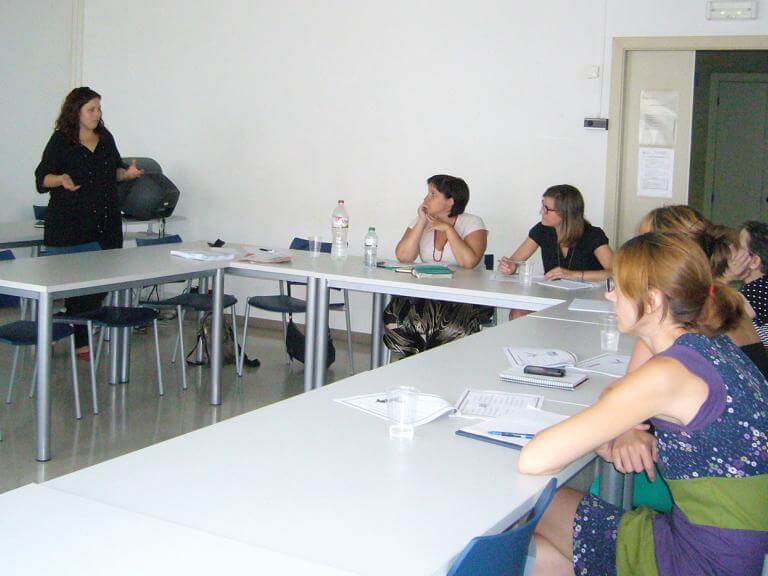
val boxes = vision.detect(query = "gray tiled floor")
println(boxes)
[0,306,367,494]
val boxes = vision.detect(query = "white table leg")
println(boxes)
[370,292,386,369]
[598,460,627,509]
[120,288,132,383]
[304,277,318,393]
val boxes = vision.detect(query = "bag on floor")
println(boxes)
[187,312,260,367]
[285,319,335,367]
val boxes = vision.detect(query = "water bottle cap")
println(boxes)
[337,200,344,204]
[368,227,375,232]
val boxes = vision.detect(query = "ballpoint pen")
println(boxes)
[487,431,535,439]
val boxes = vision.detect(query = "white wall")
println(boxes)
[6,0,765,331]
[0,0,76,227]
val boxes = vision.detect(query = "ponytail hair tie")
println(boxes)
[709,284,715,298]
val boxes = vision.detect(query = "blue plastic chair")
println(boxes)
[47,242,164,413]
[238,237,354,376]
[0,250,83,418]
[0,250,20,309]
[447,478,557,576]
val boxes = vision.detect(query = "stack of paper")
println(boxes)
[238,247,292,264]
[170,249,238,261]
[456,407,568,449]
[454,389,543,419]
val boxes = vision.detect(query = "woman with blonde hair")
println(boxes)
[521,232,768,575]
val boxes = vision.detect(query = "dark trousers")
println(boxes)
[65,293,107,348]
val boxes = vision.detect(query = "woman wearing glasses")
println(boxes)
[498,184,613,282]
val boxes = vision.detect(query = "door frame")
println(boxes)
[603,35,768,246]
[703,72,768,221]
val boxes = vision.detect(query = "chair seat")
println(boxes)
[61,306,160,328]
[0,321,74,346]
[247,295,345,314]
[151,292,237,311]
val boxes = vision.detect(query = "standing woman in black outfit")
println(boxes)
[35,87,143,355]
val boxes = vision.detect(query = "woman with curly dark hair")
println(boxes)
[35,87,143,355]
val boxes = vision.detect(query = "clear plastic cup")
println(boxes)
[513,260,534,286]
[600,314,620,352]
[308,236,323,258]
[387,386,419,439]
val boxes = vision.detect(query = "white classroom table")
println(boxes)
[0,216,186,253]
[227,250,606,389]
[46,314,633,576]
[0,484,352,576]
[0,242,228,461]
[529,296,614,325]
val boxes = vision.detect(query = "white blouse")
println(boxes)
[407,212,487,267]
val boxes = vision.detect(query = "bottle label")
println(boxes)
[364,238,377,246]
[332,216,349,228]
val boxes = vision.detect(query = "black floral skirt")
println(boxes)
[383,297,494,357]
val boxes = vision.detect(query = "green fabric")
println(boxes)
[666,474,768,530]
[616,505,659,576]
[590,469,673,513]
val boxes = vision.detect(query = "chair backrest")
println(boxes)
[447,478,557,576]
[135,234,183,247]
[484,254,495,271]
[42,242,102,256]
[0,250,19,308]
[289,237,332,253]
[33,205,48,221]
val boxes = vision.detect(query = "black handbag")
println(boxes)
[286,319,335,367]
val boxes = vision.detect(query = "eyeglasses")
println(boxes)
[540,202,559,214]
[605,277,615,293]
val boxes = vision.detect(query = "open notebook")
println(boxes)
[456,407,568,449]
[499,366,588,390]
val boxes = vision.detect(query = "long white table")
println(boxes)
[0,243,228,461]
[45,314,633,576]
[227,250,604,389]
[0,484,352,576]
[0,216,187,252]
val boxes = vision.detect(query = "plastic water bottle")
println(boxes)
[331,200,349,260]
[364,227,378,269]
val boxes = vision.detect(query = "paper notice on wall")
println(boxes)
[639,91,678,147]
[637,147,674,198]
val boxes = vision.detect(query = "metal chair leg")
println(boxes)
[176,306,188,390]
[343,290,354,375]
[171,307,184,363]
[94,324,106,373]
[86,321,99,415]
[6,347,20,404]
[279,281,291,364]
[228,306,240,377]
[153,319,164,396]
[69,335,82,420]
[239,302,251,376]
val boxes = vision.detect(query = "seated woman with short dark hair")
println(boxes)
[384,174,492,357]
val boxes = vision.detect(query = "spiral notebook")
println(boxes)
[499,366,588,390]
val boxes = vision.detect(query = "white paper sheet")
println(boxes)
[640,90,678,146]
[535,279,594,291]
[454,389,543,419]
[503,347,577,368]
[637,147,675,198]
[573,353,631,378]
[458,408,569,447]
[335,392,454,427]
